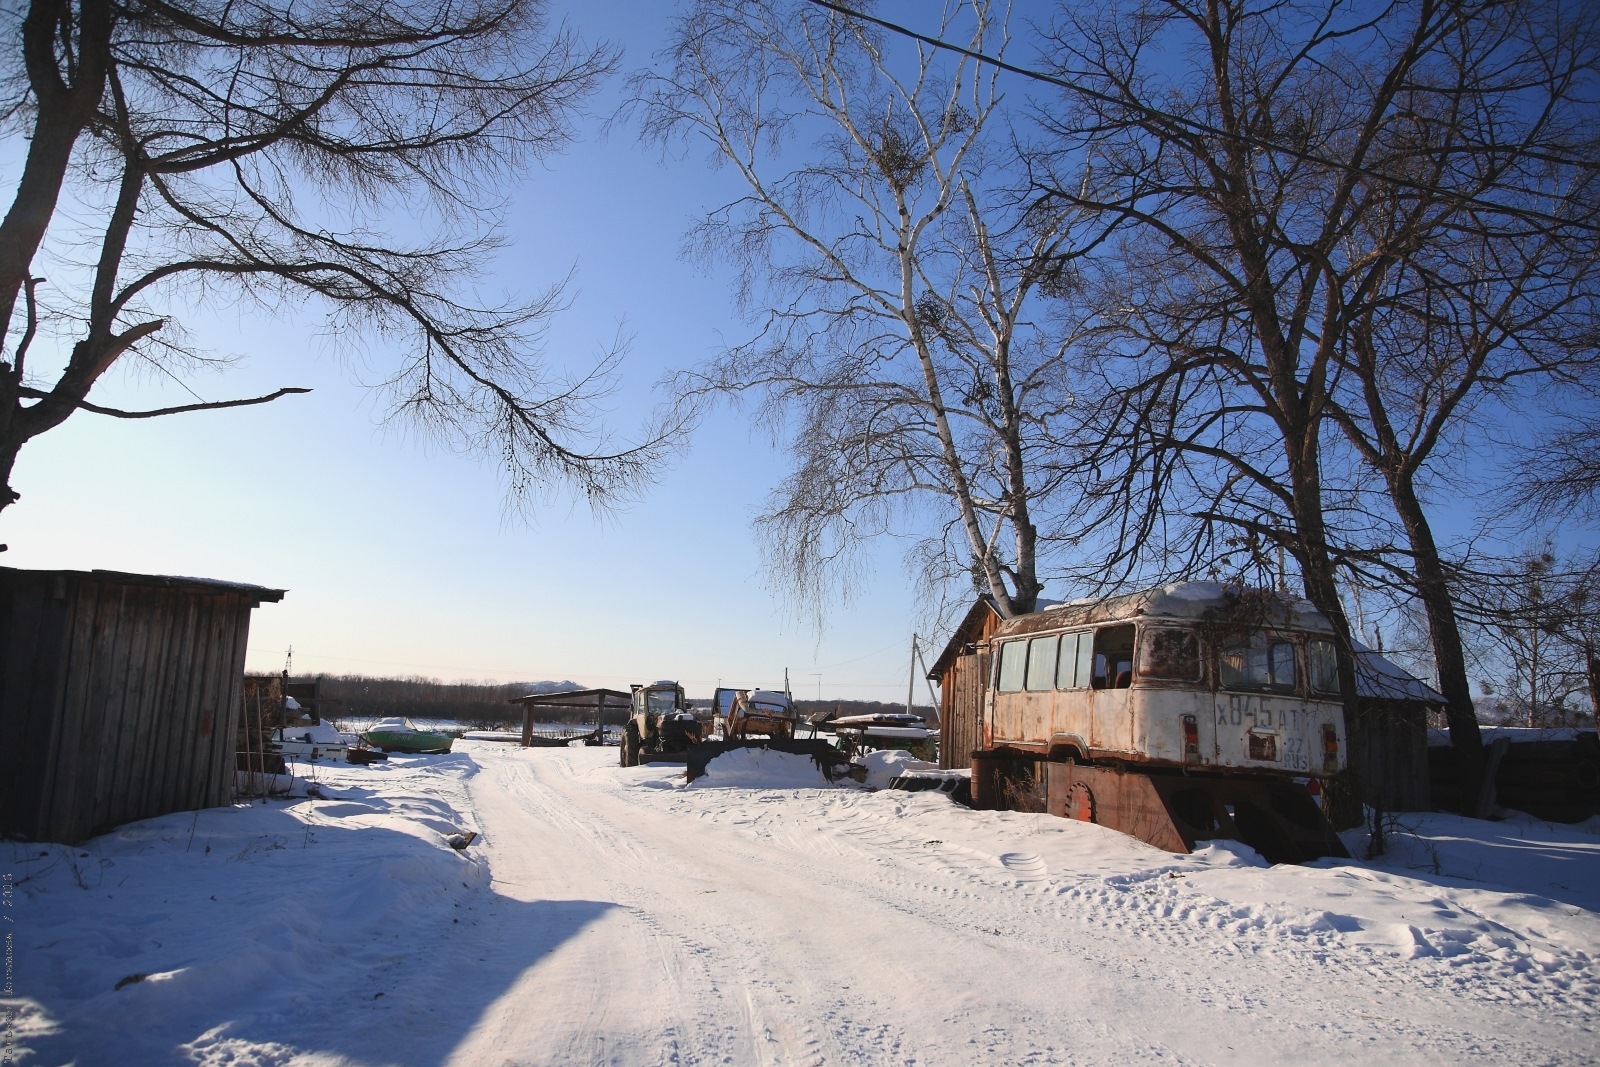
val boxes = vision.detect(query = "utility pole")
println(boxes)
[905,635,919,719]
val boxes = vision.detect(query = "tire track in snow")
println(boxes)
[749,785,1599,1017]
[636,764,1597,1061]
[455,746,1596,1065]
[460,750,907,1067]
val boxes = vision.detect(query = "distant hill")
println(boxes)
[523,679,585,695]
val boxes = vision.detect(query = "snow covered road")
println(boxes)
[5,741,1598,1065]
[447,744,1599,1066]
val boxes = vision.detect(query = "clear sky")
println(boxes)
[0,0,942,704]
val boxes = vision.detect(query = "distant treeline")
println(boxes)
[297,674,577,725]
[281,674,934,726]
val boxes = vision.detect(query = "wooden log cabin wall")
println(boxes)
[0,568,284,844]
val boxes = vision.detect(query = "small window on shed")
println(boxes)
[1141,627,1201,681]
[997,640,1027,693]
[1025,635,1059,691]
[1309,639,1339,694]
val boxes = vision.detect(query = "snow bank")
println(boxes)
[688,747,835,788]
[6,752,487,1066]
[11,743,1599,1066]
[856,748,938,789]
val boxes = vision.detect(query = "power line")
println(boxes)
[803,0,1599,234]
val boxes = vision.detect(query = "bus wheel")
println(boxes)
[1064,781,1095,824]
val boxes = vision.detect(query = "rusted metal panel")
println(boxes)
[1044,762,1348,863]
[1045,762,1191,853]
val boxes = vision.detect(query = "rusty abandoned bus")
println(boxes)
[970,583,1350,863]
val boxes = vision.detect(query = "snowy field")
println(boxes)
[3,742,1597,1066]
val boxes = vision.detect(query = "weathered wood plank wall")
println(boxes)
[0,568,281,844]
[934,603,1002,770]
[939,650,987,770]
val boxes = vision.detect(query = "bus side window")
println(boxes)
[1091,624,1136,689]
[1141,627,1201,680]
[996,640,1027,693]
[1056,631,1092,689]
[1025,635,1059,691]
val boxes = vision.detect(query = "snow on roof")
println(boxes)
[1428,725,1594,746]
[1353,642,1445,704]
[835,724,932,740]
[1,565,286,603]
[1023,582,1332,633]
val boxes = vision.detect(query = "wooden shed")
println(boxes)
[1348,644,1440,813]
[0,567,284,843]
[928,597,1006,770]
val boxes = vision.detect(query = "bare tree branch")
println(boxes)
[16,384,311,418]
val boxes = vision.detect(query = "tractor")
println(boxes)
[619,680,704,766]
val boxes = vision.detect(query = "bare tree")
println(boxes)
[1518,414,1600,524]
[634,0,1105,621]
[1029,0,1600,811]
[1325,198,1600,778]
[0,0,679,532]
[1464,547,1600,728]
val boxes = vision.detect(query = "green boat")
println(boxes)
[362,717,455,754]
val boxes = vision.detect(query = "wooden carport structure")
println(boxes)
[508,688,631,747]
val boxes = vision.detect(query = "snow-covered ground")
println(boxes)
[4,742,1597,1065]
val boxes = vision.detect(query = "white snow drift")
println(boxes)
[3,742,1596,1065]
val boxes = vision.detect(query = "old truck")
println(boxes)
[716,687,799,741]
[619,680,705,766]
[685,685,852,782]
[967,583,1350,863]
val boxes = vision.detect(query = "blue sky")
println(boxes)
[7,0,1582,703]
[0,0,940,703]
